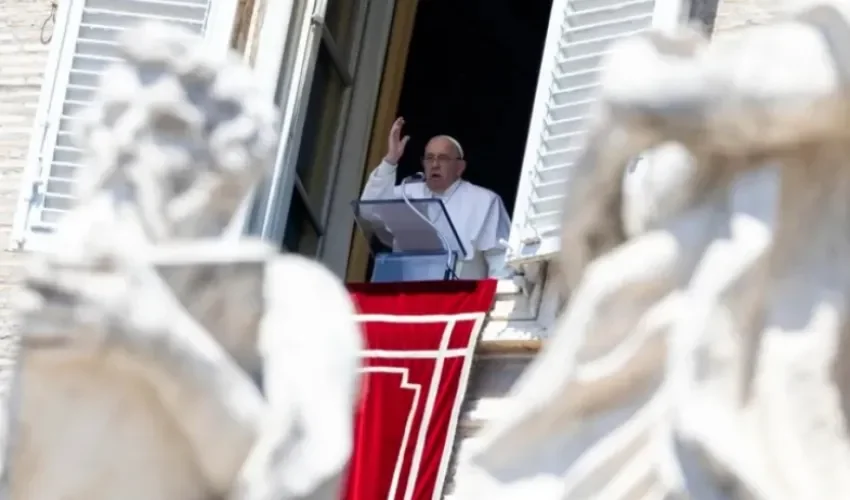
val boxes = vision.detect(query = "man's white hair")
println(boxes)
[433,135,465,159]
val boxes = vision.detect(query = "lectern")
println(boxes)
[352,198,466,283]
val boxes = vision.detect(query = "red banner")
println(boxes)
[343,280,497,500]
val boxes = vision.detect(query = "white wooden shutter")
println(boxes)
[12,0,240,250]
[506,0,687,265]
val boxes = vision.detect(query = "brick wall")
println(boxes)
[0,0,50,255]
[0,0,53,400]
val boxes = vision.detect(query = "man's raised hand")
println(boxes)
[384,117,410,165]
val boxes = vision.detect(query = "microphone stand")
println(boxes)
[401,173,458,280]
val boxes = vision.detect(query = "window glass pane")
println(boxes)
[294,42,347,219]
[325,0,361,63]
[282,188,321,256]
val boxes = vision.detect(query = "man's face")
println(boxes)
[422,137,466,194]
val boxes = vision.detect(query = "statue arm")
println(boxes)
[469,230,682,459]
[233,254,363,500]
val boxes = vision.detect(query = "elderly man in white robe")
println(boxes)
[361,117,512,279]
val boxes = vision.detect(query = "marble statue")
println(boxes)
[3,22,362,500]
[454,1,850,498]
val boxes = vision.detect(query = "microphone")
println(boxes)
[402,172,425,183]
[400,171,457,279]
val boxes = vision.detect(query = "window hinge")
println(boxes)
[12,234,25,251]
[512,261,543,298]
[520,226,541,245]
[27,179,44,203]
[310,0,328,24]
[13,179,45,250]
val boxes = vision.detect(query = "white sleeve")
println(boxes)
[475,195,513,278]
[361,160,403,200]
[474,196,511,251]
[484,247,514,279]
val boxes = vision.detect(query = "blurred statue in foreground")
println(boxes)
[2,23,362,500]
[455,1,850,498]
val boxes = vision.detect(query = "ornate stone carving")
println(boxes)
[454,2,850,498]
[4,22,362,500]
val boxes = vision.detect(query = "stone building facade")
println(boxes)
[0,0,810,485]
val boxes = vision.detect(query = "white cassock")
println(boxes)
[361,160,512,279]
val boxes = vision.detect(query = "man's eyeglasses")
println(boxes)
[421,154,462,165]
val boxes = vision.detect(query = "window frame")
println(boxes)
[246,0,402,276]
[246,0,370,253]
[282,12,366,257]
[244,0,328,244]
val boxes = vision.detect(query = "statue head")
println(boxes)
[559,26,711,291]
[72,22,279,242]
